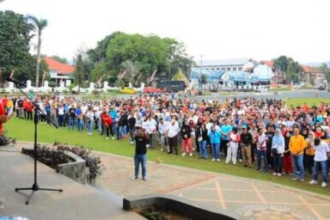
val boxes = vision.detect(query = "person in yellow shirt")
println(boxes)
[289,127,306,182]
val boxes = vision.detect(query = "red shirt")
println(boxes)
[101,114,112,126]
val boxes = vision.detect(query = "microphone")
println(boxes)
[6,77,26,87]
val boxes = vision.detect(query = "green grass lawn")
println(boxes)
[284,98,330,107]
[4,117,330,197]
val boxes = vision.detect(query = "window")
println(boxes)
[238,67,243,71]
[227,67,231,71]
[233,67,237,72]
[216,68,220,70]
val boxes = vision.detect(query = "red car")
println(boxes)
[143,87,164,93]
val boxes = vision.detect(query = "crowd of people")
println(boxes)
[4,92,330,185]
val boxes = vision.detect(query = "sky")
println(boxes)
[1,0,330,64]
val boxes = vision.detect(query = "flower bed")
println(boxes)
[22,143,102,184]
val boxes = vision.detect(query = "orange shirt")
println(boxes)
[289,135,306,155]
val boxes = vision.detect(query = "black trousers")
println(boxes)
[168,135,178,155]
[105,125,114,137]
[304,154,314,175]
[221,140,229,156]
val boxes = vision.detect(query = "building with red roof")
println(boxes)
[43,57,75,85]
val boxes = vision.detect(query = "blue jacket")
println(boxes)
[109,110,117,120]
[208,131,221,144]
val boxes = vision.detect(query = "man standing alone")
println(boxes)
[133,128,148,181]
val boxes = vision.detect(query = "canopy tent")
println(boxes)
[171,68,190,86]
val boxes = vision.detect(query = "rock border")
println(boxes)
[123,194,240,220]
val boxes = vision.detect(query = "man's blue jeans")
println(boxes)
[313,160,328,183]
[77,118,83,131]
[257,150,268,172]
[211,143,220,160]
[68,116,75,129]
[111,123,117,137]
[134,154,147,179]
[87,120,93,134]
[199,140,208,158]
[292,154,304,180]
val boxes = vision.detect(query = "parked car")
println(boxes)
[143,87,164,93]
[120,87,136,94]
[317,86,326,91]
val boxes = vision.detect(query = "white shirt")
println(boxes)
[286,121,295,128]
[86,111,94,121]
[81,105,88,115]
[58,107,65,115]
[314,141,330,162]
[158,121,170,135]
[256,133,268,150]
[142,119,157,134]
[167,123,180,138]
[237,109,245,115]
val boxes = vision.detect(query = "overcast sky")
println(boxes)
[1,0,330,63]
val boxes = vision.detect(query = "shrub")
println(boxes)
[22,143,103,183]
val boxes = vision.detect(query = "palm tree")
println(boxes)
[121,60,142,85]
[26,15,48,87]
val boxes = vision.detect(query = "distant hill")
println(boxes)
[304,62,330,67]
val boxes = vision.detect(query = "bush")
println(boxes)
[22,143,103,183]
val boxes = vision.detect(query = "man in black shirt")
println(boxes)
[265,126,275,169]
[240,126,253,167]
[133,128,148,181]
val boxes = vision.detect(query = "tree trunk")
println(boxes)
[36,36,41,87]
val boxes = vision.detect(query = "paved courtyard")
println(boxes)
[96,151,330,220]
[0,145,145,220]
[2,142,330,220]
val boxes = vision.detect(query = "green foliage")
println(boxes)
[286,61,302,84]
[26,15,48,87]
[141,208,166,220]
[320,63,330,83]
[85,32,194,84]
[200,74,207,84]
[0,10,36,83]
[91,61,107,83]
[73,52,93,88]
[115,78,125,88]
[121,60,143,85]
[273,55,302,84]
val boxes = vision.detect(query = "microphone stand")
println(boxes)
[12,80,63,205]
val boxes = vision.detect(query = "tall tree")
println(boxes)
[121,60,143,85]
[320,63,330,84]
[0,11,36,84]
[73,54,84,91]
[26,15,48,87]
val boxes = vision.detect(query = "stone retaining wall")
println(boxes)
[57,151,89,184]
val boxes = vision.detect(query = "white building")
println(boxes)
[44,57,75,85]
[194,58,256,72]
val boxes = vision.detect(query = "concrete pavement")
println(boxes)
[0,145,145,220]
[2,142,330,220]
[95,151,330,220]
